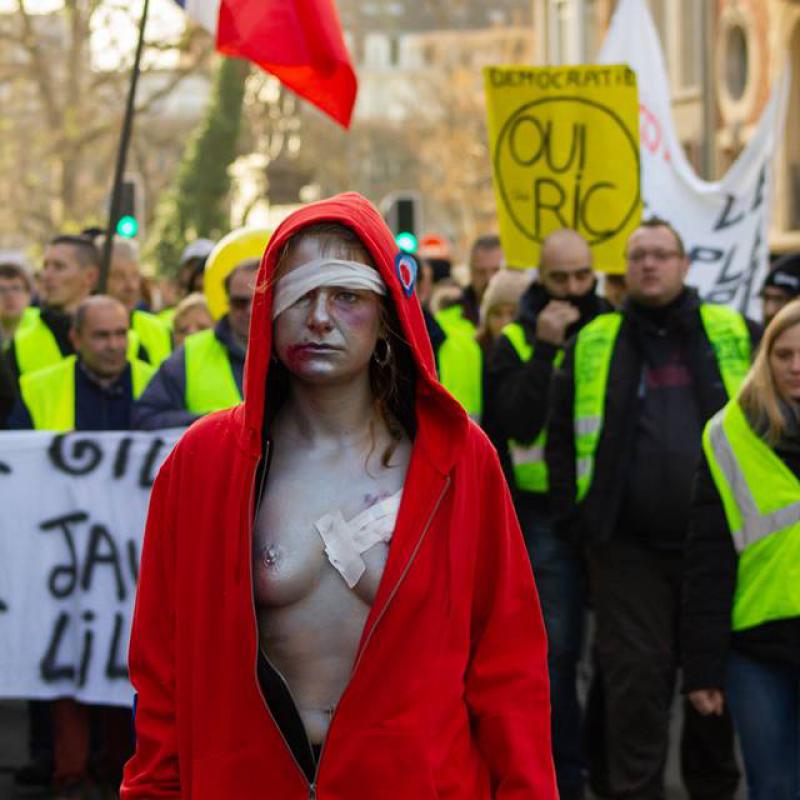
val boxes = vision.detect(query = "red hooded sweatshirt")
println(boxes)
[122,193,557,799]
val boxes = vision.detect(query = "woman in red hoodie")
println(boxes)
[122,193,557,799]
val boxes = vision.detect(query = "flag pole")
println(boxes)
[99,0,152,293]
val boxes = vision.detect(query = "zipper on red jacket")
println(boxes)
[248,444,314,793]
[311,475,452,792]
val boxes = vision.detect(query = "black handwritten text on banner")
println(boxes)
[484,65,641,272]
[0,431,179,707]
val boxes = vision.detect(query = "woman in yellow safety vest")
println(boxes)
[683,299,800,800]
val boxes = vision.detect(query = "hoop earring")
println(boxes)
[373,337,392,368]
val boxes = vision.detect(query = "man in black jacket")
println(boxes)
[486,228,608,800]
[547,218,759,800]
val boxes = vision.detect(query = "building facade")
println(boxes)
[534,0,800,252]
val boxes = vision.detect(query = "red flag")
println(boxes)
[216,0,357,128]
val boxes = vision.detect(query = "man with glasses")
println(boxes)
[132,257,257,429]
[0,261,34,346]
[485,228,609,800]
[546,218,760,800]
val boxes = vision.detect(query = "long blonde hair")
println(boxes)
[739,298,800,445]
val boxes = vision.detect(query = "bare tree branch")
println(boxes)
[15,0,61,129]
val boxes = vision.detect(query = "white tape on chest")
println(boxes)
[314,490,402,588]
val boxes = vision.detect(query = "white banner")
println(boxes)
[0,430,179,707]
[599,0,789,318]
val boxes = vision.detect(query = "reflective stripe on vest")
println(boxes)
[573,313,623,502]
[184,329,242,414]
[702,400,800,631]
[435,304,476,337]
[128,310,172,367]
[20,355,154,431]
[14,315,64,376]
[503,322,563,494]
[573,305,751,503]
[438,330,482,419]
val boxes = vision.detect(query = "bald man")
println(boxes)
[485,229,609,800]
[8,295,155,431]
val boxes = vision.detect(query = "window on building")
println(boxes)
[549,0,573,65]
[725,24,748,101]
[678,0,701,90]
[581,0,599,63]
[789,24,800,229]
[364,32,390,68]
[648,0,668,49]
[398,37,422,69]
[546,0,599,65]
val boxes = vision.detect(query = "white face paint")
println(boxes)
[272,239,385,386]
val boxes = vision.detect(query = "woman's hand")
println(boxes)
[688,689,724,716]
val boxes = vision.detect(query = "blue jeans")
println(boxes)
[519,503,586,799]
[726,650,800,800]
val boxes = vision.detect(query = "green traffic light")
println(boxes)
[395,231,418,253]
[116,215,139,238]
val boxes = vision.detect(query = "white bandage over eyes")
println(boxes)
[314,490,402,588]
[272,258,386,320]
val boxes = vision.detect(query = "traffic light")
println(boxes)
[115,179,139,239]
[382,192,421,253]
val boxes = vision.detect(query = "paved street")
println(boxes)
[0,696,745,800]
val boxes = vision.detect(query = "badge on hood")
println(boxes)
[395,253,417,298]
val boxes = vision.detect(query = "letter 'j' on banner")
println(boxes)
[483,65,642,272]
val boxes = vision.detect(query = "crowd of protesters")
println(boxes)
[1,211,799,800]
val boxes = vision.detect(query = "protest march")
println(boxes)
[1,0,799,798]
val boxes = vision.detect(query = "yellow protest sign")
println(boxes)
[483,65,641,273]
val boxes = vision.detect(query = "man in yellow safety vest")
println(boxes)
[9,295,154,431]
[132,257,258,429]
[484,229,608,800]
[6,235,100,379]
[546,217,761,800]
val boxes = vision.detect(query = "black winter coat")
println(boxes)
[484,282,610,506]
[546,288,761,544]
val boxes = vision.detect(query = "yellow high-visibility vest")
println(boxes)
[127,310,172,367]
[19,355,154,431]
[502,322,564,494]
[438,330,483,420]
[573,305,752,502]
[183,329,242,414]
[435,304,476,337]
[13,314,64,376]
[703,399,800,631]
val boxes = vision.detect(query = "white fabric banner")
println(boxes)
[0,430,179,707]
[598,0,789,318]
